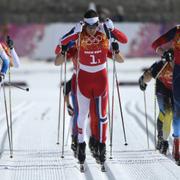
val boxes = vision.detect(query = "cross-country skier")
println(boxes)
[55,9,128,169]
[151,25,180,165]
[55,39,98,158]
[138,50,174,155]
[55,40,80,157]
[0,43,10,83]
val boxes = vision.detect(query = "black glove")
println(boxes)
[162,49,174,62]
[0,73,5,83]
[111,42,119,53]
[61,45,68,55]
[6,36,14,49]
[138,76,147,91]
[67,104,74,116]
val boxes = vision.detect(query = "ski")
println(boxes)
[80,164,85,172]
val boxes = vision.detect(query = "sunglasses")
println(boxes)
[85,22,99,29]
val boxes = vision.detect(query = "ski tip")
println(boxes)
[124,143,128,146]
[26,88,30,92]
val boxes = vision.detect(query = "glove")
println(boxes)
[111,42,119,53]
[74,21,84,33]
[6,36,14,49]
[104,18,114,31]
[138,76,147,91]
[162,49,174,62]
[61,45,68,55]
[0,73,5,83]
[67,104,74,116]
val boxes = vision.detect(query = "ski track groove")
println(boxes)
[125,101,155,145]
[0,101,29,126]
[125,100,177,167]
[0,102,34,157]
[135,102,174,145]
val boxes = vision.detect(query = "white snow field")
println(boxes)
[0,58,180,180]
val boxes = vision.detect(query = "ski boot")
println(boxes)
[172,138,180,166]
[156,137,163,150]
[77,142,86,164]
[71,135,78,158]
[99,143,106,172]
[89,136,95,154]
[92,140,100,163]
[160,140,169,155]
[99,143,106,163]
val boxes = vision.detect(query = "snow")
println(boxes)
[0,58,180,180]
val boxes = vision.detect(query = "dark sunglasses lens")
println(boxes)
[86,23,98,29]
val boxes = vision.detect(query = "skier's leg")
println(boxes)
[89,98,99,153]
[95,90,108,164]
[172,65,180,162]
[70,92,78,154]
[70,74,78,154]
[162,95,173,141]
[156,93,165,149]
[77,86,90,163]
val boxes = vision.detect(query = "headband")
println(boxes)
[84,17,99,25]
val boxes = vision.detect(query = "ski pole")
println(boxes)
[57,65,63,145]
[143,91,149,149]
[106,61,111,137]
[61,52,67,158]
[8,68,13,158]
[2,83,13,158]
[65,117,72,146]
[104,26,116,159]
[153,84,157,149]
[114,67,128,146]
[5,83,29,92]
[110,47,115,159]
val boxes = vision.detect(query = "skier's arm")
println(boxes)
[61,22,83,46]
[104,18,128,44]
[150,60,165,78]
[0,44,10,75]
[111,28,128,44]
[54,53,65,66]
[142,70,152,83]
[10,48,20,68]
[6,36,20,68]
[54,44,69,65]
[152,26,177,56]
[111,42,124,63]
[114,52,124,63]
[138,69,153,91]
[54,44,76,65]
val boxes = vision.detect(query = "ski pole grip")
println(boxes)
[103,24,110,40]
